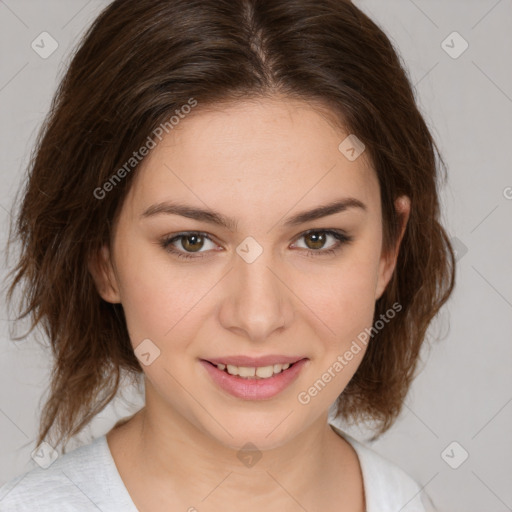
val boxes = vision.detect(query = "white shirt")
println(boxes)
[0,424,435,511]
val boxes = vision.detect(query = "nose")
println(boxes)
[218,248,294,343]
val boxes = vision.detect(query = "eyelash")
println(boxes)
[159,229,353,260]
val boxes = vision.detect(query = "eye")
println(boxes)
[160,232,217,260]
[291,229,352,258]
[159,229,352,260]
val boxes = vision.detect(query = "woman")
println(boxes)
[1,0,454,510]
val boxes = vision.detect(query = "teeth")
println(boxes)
[255,365,273,378]
[273,364,283,375]
[226,364,239,376]
[238,366,256,377]
[217,362,293,379]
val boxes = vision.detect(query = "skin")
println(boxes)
[89,96,410,512]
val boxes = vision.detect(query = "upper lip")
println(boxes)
[203,355,306,367]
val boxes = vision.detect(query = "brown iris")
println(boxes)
[304,232,327,250]
[180,234,205,252]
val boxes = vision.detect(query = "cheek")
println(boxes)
[296,243,381,345]
[293,254,379,406]
[113,239,202,347]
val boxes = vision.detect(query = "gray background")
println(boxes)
[1,1,511,511]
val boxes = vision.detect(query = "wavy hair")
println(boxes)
[5,0,455,451]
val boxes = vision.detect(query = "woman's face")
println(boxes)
[91,97,409,450]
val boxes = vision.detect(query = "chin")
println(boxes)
[194,408,312,452]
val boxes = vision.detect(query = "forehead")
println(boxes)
[123,97,380,222]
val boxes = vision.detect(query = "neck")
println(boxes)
[108,383,363,511]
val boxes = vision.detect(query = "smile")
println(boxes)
[200,357,308,400]
[214,362,292,379]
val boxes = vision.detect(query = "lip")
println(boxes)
[200,358,309,400]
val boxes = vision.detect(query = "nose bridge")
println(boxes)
[220,241,292,341]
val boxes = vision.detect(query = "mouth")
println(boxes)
[205,360,297,379]
[199,357,308,400]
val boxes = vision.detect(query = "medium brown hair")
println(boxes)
[5,0,455,451]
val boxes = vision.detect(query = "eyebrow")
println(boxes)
[140,197,366,231]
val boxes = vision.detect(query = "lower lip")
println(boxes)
[200,359,308,400]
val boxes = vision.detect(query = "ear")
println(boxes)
[375,195,411,300]
[87,243,122,304]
